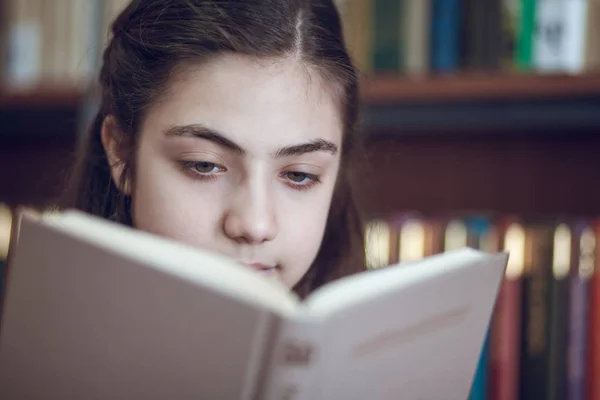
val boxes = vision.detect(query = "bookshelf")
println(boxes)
[356,130,600,217]
[362,73,600,103]
[361,73,600,136]
[0,86,82,107]
[0,87,83,207]
[1,0,600,398]
[0,87,82,137]
[347,73,600,219]
[1,73,600,216]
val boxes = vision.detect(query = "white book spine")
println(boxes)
[404,0,431,75]
[562,0,589,72]
[52,0,70,83]
[260,317,323,400]
[534,0,589,73]
[5,0,42,87]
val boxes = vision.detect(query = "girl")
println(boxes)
[61,0,366,298]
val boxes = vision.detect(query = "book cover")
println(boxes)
[488,218,524,400]
[464,216,496,400]
[501,0,520,69]
[584,0,600,70]
[469,333,490,400]
[430,0,462,72]
[516,0,536,70]
[444,218,472,251]
[396,213,443,263]
[483,0,504,69]
[567,221,595,400]
[0,210,510,399]
[340,0,374,74]
[519,220,554,399]
[534,0,589,73]
[587,219,600,400]
[372,0,403,71]
[461,0,487,69]
[547,223,570,400]
[364,218,393,269]
[4,0,42,87]
[462,0,502,70]
[402,0,431,74]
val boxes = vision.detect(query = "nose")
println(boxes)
[223,180,277,244]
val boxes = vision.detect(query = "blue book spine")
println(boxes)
[429,0,462,72]
[469,332,490,400]
[465,216,493,400]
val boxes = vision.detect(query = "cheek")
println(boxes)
[276,182,336,286]
[130,145,223,247]
[283,206,329,260]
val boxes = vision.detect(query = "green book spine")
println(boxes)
[372,0,402,71]
[516,0,536,69]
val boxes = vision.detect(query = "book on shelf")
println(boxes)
[2,0,599,90]
[567,220,595,400]
[362,212,600,400]
[488,218,525,400]
[534,0,597,73]
[338,0,600,76]
[1,0,129,88]
[0,209,508,399]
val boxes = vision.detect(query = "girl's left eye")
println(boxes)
[282,171,320,188]
[192,161,220,174]
[286,171,310,183]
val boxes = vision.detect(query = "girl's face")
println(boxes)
[117,55,343,288]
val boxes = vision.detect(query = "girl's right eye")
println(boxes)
[179,161,226,179]
[192,161,219,174]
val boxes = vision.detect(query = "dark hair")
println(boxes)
[61,0,366,298]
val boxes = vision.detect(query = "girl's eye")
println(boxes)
[179,161,226,178]
[286,171,310,183]
[282,171,321,190]
[193,162,219,174]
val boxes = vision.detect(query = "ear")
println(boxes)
[101,116,132,195]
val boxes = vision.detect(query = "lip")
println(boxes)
[240,261,277,272]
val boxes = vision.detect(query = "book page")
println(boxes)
[303,248,487,317]
[0,214,285,399]
[304,251,508,399]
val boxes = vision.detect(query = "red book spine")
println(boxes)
[489,278,522,400]
[588,268,600,400]
[588,220,600,400]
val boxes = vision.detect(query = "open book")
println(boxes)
[0,210,508,400]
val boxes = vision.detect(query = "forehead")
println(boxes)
[144,54,343,149]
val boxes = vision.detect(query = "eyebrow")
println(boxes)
[164,124,338,158]
[275,139,338,158]
[165,125,243,153]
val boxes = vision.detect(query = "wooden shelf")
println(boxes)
[0,86,84,108]
[359,73,600,136]
[0,87,85,140]
[356,134,600,217]
[2,73,600,115]
[3,73,600,109]
[361,72,600,104]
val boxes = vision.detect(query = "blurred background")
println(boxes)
[0,0,599,399]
